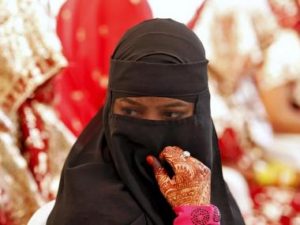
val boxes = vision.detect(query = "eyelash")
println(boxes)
[120,107,140,116]
[119,107,188,120]
[162,111,185,120]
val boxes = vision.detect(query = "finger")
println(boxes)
[146,155,171,187]
[160,146,210,177]
[146,155,162,171]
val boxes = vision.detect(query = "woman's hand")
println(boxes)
[146,146,211,208]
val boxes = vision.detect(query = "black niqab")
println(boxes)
[47,19,245,225]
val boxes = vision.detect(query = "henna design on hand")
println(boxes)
[149,146,211,208]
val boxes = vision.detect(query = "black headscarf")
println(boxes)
[47,19,245,225]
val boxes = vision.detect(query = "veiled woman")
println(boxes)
[31,18,244,225]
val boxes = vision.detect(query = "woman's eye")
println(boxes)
[121,107,139,117]
[163,111,184,120]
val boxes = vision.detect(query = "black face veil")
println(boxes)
[47,19,245,225]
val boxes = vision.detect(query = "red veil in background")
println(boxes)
[53,0,152,136]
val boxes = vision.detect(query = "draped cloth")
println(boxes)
[47,19,245,225]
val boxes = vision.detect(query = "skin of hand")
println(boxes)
[146,146,211,208]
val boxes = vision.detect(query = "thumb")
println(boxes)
[146,155,171,187]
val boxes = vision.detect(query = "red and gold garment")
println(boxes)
[190,1,300,224]
[1,1,152,224]
[0,0,73,224]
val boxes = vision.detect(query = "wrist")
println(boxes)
[167,188,210,207]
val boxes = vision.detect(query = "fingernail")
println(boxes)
[146,155,154,166]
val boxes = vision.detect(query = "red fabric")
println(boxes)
[173,205,221,225]
[187,0,207,29]
[0,205,14,225]
[18,81,54,199]
[53,0,152,136]
[268,0,300,33]
[19,101,49,189]
[218,127,243,163]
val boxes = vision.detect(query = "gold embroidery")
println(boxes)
[71,91,84,101]
[61,9,72,21]
[0,0,66,113]
[98,25,109,36]
[99,76,108,88]
[130,0,141,5]
[76,27,86,42]
[92,69,102,81]
[72,119,82,132]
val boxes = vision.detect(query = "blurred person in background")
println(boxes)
[256,0,300,168]
[190,0,300,224]
[0,0,151,224]
[0,0,74,224]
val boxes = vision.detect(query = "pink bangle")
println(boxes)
[173,205,221,225]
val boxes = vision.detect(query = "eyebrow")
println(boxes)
[117,98,144,107]
[117,97,192,108]
[162,102,191,108]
